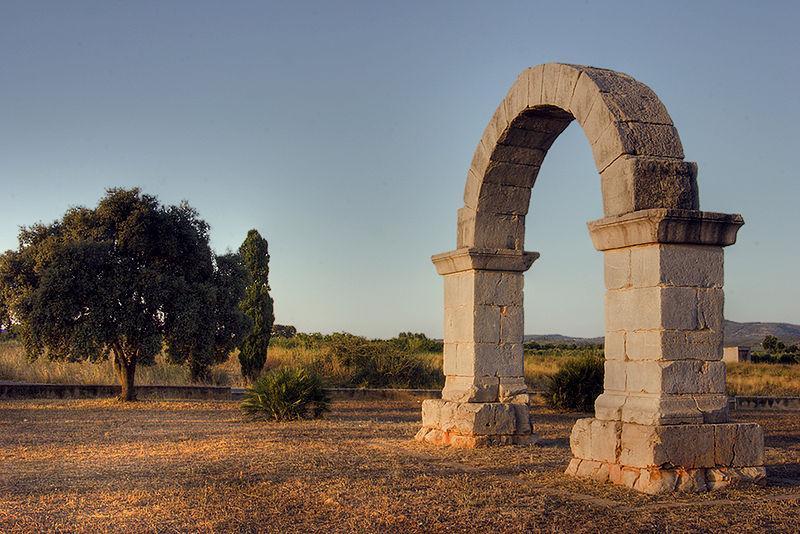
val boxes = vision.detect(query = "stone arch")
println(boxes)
[416,64,766,495]
[459,63,698,252]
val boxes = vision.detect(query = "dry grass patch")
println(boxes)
[1,398,799,532]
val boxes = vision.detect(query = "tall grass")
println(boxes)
[4,338,800,396]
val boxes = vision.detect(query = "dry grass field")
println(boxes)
[1,398,799,532]
[3,340,800,396]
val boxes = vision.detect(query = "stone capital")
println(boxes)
[587,209,744,251]
[432,247,539,275]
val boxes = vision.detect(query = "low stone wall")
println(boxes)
[0,382,231,400]
[230,387,441,401]
[731,396,800,411]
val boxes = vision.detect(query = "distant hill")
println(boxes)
[723,320,800,348]
[523,333,604,345]
[524,320,800,348]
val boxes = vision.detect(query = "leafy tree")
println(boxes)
[763,335,780,353]
[0,188,249,400]
[238,229,275,381]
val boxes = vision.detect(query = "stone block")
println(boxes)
[441,375,499,403]
[623,157,698,215]
[449,402,517,436]
[483,159,541,188]
[621,394,704,425]
[468,139,491,186]
[525,64,544,108]
[511,403,532,434]
[474,271,524,307]
[604,360,626,392]
[477,182,531,215]
[498,376,528,403]
[499,305,524,343]
[541,63,562,105]
[620,423,715,469]
[491,144,546,167]
[504,70,530,118]
[553,64,581,111]
[590,419,622,463]
[626,360,726,395]
[676,469,708,493]
[634,468,678,495]
[594,392,626,421]
[421,399,445,428]
[499,127,559,152]
[733,423,764,467]
[463,168,482,210]
[604,248,631,290]
[449,342,524,377]
[626,329,723,362]
[623,122,684,160]
[443,304,500,344]
[630,244,723,289]
[569,71,598,124]
[569,418,593,459]
[604,331,626,361]
[697,288,724,331]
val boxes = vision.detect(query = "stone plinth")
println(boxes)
[565,209,765,493]
[415,399,538,448]
[416,248,539,447]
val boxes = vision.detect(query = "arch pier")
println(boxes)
[415,63,765,494]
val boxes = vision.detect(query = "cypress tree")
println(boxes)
[238,229,275,381]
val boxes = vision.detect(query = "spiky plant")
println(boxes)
[241,366,330,421]
[545,355,604,412]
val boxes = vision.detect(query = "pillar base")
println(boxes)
[565,459,766,494]
[415,399,538,449]
[566,417,765,494]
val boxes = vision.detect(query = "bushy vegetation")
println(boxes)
[544,354,604,412]
[751,335,800,364]
[240,366,329,421]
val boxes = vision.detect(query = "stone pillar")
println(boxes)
[415,247,539,447]
[566,209,766,494]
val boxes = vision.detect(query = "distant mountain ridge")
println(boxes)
[524,320,800,348]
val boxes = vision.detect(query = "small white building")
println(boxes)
[723,346,751,363]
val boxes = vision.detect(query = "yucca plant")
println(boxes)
[241,366,330,421]
[545,355,604,412]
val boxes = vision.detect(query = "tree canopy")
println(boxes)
[0,188,250,399]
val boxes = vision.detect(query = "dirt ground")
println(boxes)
[1,398,799,533]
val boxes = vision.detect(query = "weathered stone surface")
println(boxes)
[429,64,763,494]
[441,375,499,403]
[588,209,745,251]
[604,331,626,361]
[619,423,715,468]
[600,156,699,216]
[626,329,723,362]
[630,244,723,288]
[498,376,528,403]
[625,360,726,395]
[432,248,539,276]
[604,248,631,290]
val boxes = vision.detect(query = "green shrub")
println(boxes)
[329,335,442,388]
[241,366,330,421]
[545,355,604,412]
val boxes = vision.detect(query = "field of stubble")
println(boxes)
[1,398,799,532]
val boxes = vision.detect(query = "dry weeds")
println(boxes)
[1,398,799,532]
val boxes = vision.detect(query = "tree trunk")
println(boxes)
[113,348,137,401]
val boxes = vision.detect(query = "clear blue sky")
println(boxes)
[1,1,798,338]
